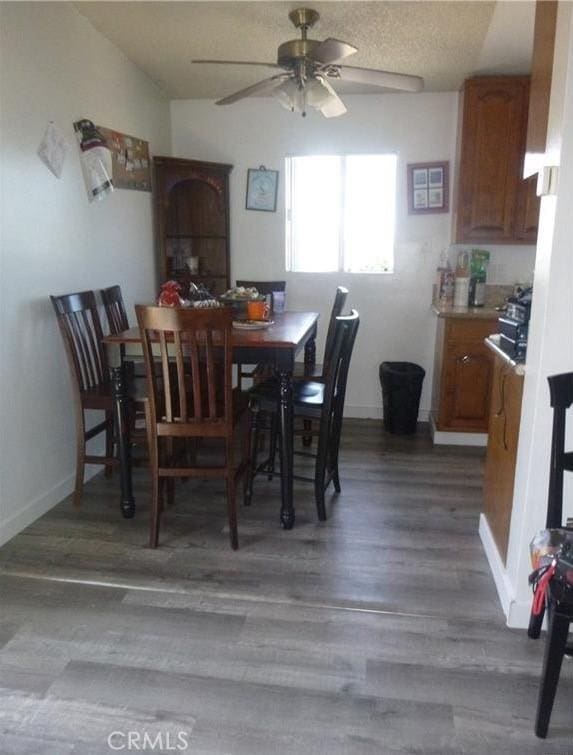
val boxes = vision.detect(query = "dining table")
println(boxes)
[102,310,319,530]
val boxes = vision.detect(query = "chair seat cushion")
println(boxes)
[249,377,324,418]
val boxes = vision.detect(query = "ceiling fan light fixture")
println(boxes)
[272,77,306,113]
[195,8,424,118]
[305,77,333,109]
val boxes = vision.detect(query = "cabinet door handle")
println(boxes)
[461,355,471,363]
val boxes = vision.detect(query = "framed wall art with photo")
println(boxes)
[246,166,278,212]
[407,161,449,214]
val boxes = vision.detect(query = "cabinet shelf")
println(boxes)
[166,234,227,241]
[154,156,232,297]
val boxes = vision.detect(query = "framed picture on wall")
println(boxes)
[407,161,449,214]
[246,166,279,212]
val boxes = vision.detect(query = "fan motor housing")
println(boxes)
[277,39,321,67]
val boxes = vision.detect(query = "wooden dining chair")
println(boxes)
[135,305,249,549]
[235,280,287,390]
[294,285,348,446]
[101,284,129,334]
[51,290,116,506]
[245,310,360,521]
[294,285,348,380]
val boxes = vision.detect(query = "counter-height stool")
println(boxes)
[51,291,117,505]
[245,310,359,521]
[136,305,249,549]
[529,372,573,738]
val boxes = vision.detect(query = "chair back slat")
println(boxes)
[50,291,108,394]
[205,330,217,418]
[136,306,233,432]
[101,285,130,335]
[323,286,349,374]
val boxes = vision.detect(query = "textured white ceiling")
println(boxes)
[75,1,532,100]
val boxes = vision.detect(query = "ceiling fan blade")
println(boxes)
[336,65,424,93]
[310,38,357,65]
[192,59,282,69]
[315,77,347,118]
[216,74,288,106]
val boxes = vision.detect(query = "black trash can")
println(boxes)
[379,362,425,434]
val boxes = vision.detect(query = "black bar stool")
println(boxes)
[531,372,573,739]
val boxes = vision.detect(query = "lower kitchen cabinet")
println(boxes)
[432,315,498,433]
[483,350,524,563]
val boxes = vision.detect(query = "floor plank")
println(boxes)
[0,420,571,753]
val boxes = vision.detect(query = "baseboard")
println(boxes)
[0,466,100,548]
[429,413,488,447]
[506,597,539,629]
[344,405,430,421]
[478,513,515,620]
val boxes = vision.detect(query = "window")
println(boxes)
[285,154,397,274]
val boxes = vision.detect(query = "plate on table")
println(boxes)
[232,319,274,331]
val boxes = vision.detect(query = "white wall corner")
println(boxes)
[0,467,100,548]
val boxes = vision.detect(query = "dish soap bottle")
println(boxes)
[453,251,470,307]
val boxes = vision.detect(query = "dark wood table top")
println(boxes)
[102,311,319,349]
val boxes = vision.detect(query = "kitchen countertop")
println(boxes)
[432,303,501,319]
[484,334,526,375]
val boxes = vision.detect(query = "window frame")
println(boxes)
[285,153,398,275]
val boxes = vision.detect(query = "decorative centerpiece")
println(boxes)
[219,286,264,319]
[157,280,185,307]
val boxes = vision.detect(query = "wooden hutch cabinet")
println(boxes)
[454,76,539,245]
[153,156,232,296]
[432,316,498,433]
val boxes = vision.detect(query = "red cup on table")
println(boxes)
[247,299,270,321]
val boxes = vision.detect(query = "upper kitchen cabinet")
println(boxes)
[524,0,557,177]
[153,156,232,296]
[454,76,539,245]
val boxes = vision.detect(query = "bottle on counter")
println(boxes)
[453,251,470,307]
[469,249,490,307]
[435,249,455,304]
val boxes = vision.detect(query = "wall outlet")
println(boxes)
[420,239,432,254]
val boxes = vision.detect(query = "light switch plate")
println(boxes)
[537,165,559,196]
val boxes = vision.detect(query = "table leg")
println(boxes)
[278,370,295,529]
[111,364,135,519]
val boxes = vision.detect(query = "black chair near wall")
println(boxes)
[244,310,359,521]
[50,291,117,506]
[528,372,573,739]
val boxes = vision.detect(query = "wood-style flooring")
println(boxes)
[0,420,571,754]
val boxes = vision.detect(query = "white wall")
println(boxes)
[171,93,460,419]
[482,3,573,628]
[0,3,171,545]
[171,94,537,420]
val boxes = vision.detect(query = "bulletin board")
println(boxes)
[97,126,151,192]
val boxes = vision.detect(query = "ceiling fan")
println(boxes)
[192,7,424,118]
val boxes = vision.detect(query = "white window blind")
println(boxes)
[286,154,397,274]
